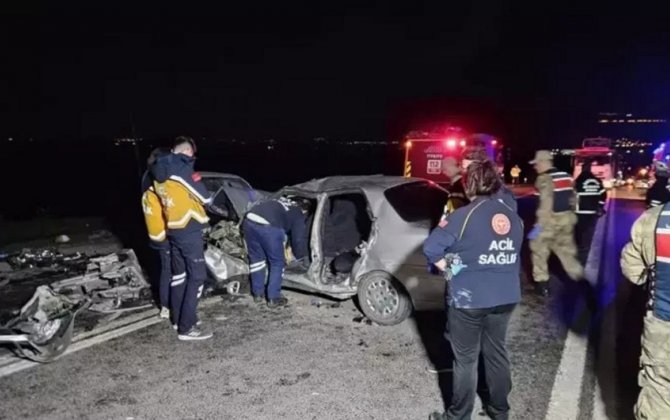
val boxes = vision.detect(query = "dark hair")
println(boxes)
[582,159,593,171]
[465,160,502,197]
[461,145,488,162]
[173,136,197,153]
[147,147,169,166]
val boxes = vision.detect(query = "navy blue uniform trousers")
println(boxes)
[150,242,172,309]
[242,220,286,300]
[447,304,515,420]
[169,230,205,333]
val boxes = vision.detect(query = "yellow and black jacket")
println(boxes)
[141,171,168,246]
[150,153,212,236]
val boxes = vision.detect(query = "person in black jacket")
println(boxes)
[646,162,670,209]
[574,159,607,265]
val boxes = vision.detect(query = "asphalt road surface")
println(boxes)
[0,189,650,420]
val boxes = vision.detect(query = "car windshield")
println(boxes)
[384,181,448,226]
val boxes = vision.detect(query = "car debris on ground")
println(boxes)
[0,248,152,362]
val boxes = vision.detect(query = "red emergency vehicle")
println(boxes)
[402,129,503,185]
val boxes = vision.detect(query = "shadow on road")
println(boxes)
[591,198,646,419]
[412,309,499,414]
[412,310,453,411]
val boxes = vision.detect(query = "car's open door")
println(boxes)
[203,175,267,291]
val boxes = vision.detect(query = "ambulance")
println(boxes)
[402,129,503,186]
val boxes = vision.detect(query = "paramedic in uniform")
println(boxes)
[243,197,310,308]
[424,160,523,420]
[574,159,607,265]
[438,146,517,228]
[151,136,213,341]
[141,147,183,320]
[529,150,583,297]
[441,156,469,214]
[646,161,670,209]
[621,202,670,419]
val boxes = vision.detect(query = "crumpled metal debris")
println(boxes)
[1,285,88,362]
[6,248,86,270]
[50,250,150,313]
[207,220,247,259]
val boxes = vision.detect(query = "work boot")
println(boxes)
[267,297,288,308]
[178,327,213,341]
[252,295,265,304]
[535,282,550,297]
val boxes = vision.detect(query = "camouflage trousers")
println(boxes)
[635,315,670,420]
[529,211,584,283]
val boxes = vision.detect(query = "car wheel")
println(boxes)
[357,271,412,326]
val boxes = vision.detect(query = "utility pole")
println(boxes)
[130,112,142,182]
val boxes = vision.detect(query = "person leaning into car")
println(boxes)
[424,160,523,420]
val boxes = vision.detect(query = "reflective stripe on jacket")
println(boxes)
[150,153,212,235]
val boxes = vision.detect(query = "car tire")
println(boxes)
[357,271,412,326]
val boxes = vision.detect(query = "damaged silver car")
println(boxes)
[204,174,448,325]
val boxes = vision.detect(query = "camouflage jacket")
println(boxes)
[534,169,575,226]
[621,205,662,285]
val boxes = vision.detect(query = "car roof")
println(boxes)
[200,172,249,181]
[284,175,429,194]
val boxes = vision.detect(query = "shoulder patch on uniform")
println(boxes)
[191,172,202,182]
[491,213,511,235]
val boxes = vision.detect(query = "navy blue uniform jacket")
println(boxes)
[424,196,523,309]
[248,200,308,260]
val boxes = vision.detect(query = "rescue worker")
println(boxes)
[620,202,670,419]
[574,159,607,265]
[424,160,523,420]
[243,196,310,307]
[140,147,179,319]
[462,146,517,213]
[438,146,517,228]
[510,164,521,185]
[151,136,213,341]
[529,150,583,297]
[645,161,670,209]
[441,156,469,215]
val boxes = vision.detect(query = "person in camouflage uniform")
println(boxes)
[621,204,670,419]
[529,150,583,296]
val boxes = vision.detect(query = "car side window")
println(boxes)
[384,182,448,226]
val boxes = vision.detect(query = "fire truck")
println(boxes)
[402,129,503,185]
[572,137,616,188]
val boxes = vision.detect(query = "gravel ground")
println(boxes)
[0,282,564,420]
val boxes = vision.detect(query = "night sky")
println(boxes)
[3,1,670,144]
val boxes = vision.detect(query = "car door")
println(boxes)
[205,176,266,223]
[203,175,264,283]
[377,181,448,311]
[281,192,323,292]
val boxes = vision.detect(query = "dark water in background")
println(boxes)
[1,140,404,251]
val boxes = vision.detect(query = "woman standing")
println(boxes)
[424,160,523,420]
